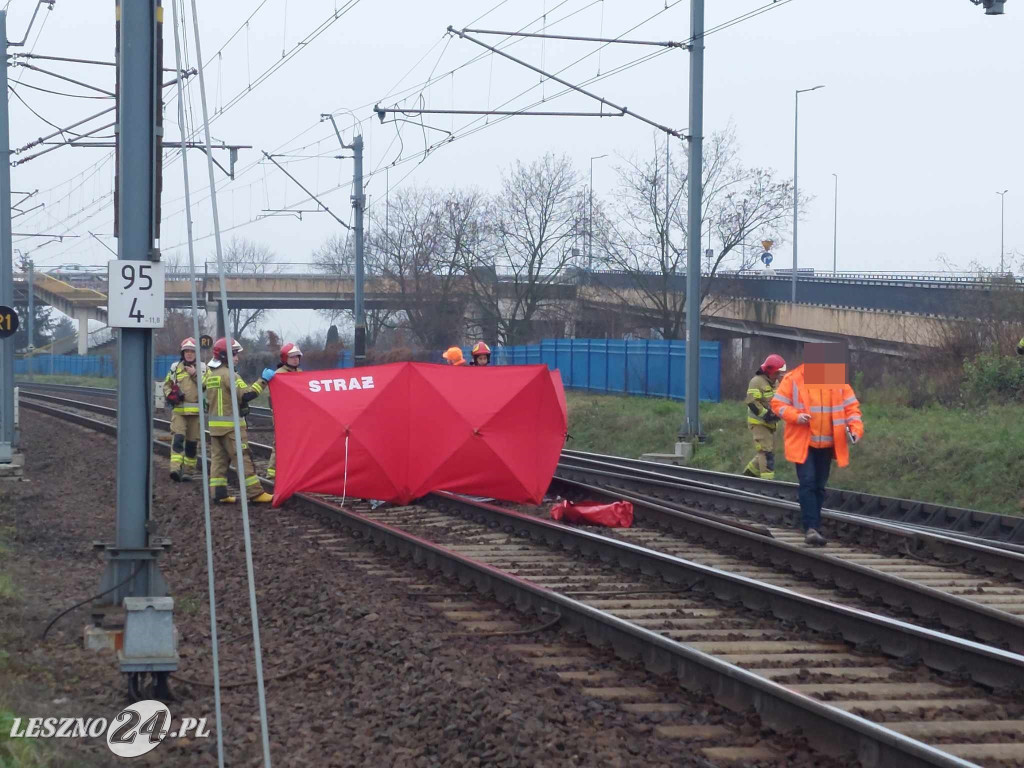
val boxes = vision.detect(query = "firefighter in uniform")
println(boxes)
[266,342,302,480]
[743,354,787,480]
[469,341,491,366]
[203,337,274,504]
[164,337,203,481]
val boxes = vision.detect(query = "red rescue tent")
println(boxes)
[268,362,567,506]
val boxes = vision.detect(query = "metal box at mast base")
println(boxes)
[118,597,178,673]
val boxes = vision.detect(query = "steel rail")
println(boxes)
[557,456,1024,561]
[29,388,1023,648]
[557,455,1024,581]
[557,453,1024,558]
[294,492,983,768]
[18,382,1023,546]
[19,393,273,458]
[17,382,274,419]
[563,449,1024,545]
[16,397,1011,766]
[425,492,1024,692]
[553,476,1024,649]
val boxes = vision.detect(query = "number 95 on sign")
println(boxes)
[107,260,165,329]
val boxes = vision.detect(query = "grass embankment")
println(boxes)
[566,393,1024,517]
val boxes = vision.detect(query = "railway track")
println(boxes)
[19,390,1024,645]
[19,380,1022,545]
[19,389,1024,766]
[556,453,1024,580]
[562,449,1024,545]
[19,391,1024,638]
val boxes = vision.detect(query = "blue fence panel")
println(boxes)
[553,339,573,386]
[153,354,178,380]
[605,340,627,394]
[700,342,721,402]
[589,339,608,393]
[492,338,720,403]
[645,340,671,399]
[570,339,590,390]
[625,340,648,396]
[17,354,116,377]
[668,342,686,400]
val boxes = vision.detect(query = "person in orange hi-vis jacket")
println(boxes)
[443,347,467,366]
[770,343,864,547]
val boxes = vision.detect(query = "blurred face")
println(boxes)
[804,343,847,386]
[475,354,490,366]
[182,350,196,363]
[287,354,301,367]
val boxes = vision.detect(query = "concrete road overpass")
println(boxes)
[13,265,1016,356]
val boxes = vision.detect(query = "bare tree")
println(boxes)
[155,310,208,355]
[368,187,480,349]
[216,236,278,338]
[595,128,796,339]
[311,231,398,349]
[467,153,583,345]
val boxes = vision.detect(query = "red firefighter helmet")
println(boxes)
[760,354,787,377]
[212,337,243,361]
[280,342,303,365]
[471,341,491,359]
[180,337,196,352]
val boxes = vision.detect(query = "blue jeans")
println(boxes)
[795,447,833,532]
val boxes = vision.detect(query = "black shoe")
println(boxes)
[170,469,182,482]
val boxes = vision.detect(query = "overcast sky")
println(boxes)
[6,0,1022,340]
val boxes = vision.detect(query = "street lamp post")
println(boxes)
[589,154,607,272]
[792,84,824,302]
[832,173,838,274]
[998,189,1008,273]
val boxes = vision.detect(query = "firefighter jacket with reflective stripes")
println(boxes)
[745,372,779,430]
[163,360,204,415]
[1017,337,1024,355]
[770,364,863,468]
[202,360,264,436]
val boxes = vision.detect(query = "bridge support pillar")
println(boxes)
[75,309,89,355]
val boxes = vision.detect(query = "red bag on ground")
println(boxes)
[550,500,634,528]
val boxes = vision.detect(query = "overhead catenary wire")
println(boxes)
[170,1,225,766]
[26,0,352,249]
[85,24,681,257]
[187,0,274,766]
[160,29,683,251]
[7,84,102,137]
[43,0,796,264]
[7,77,111,99]
[371,0,797,200]
[12,61,115,97]
[32,0,565,259]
